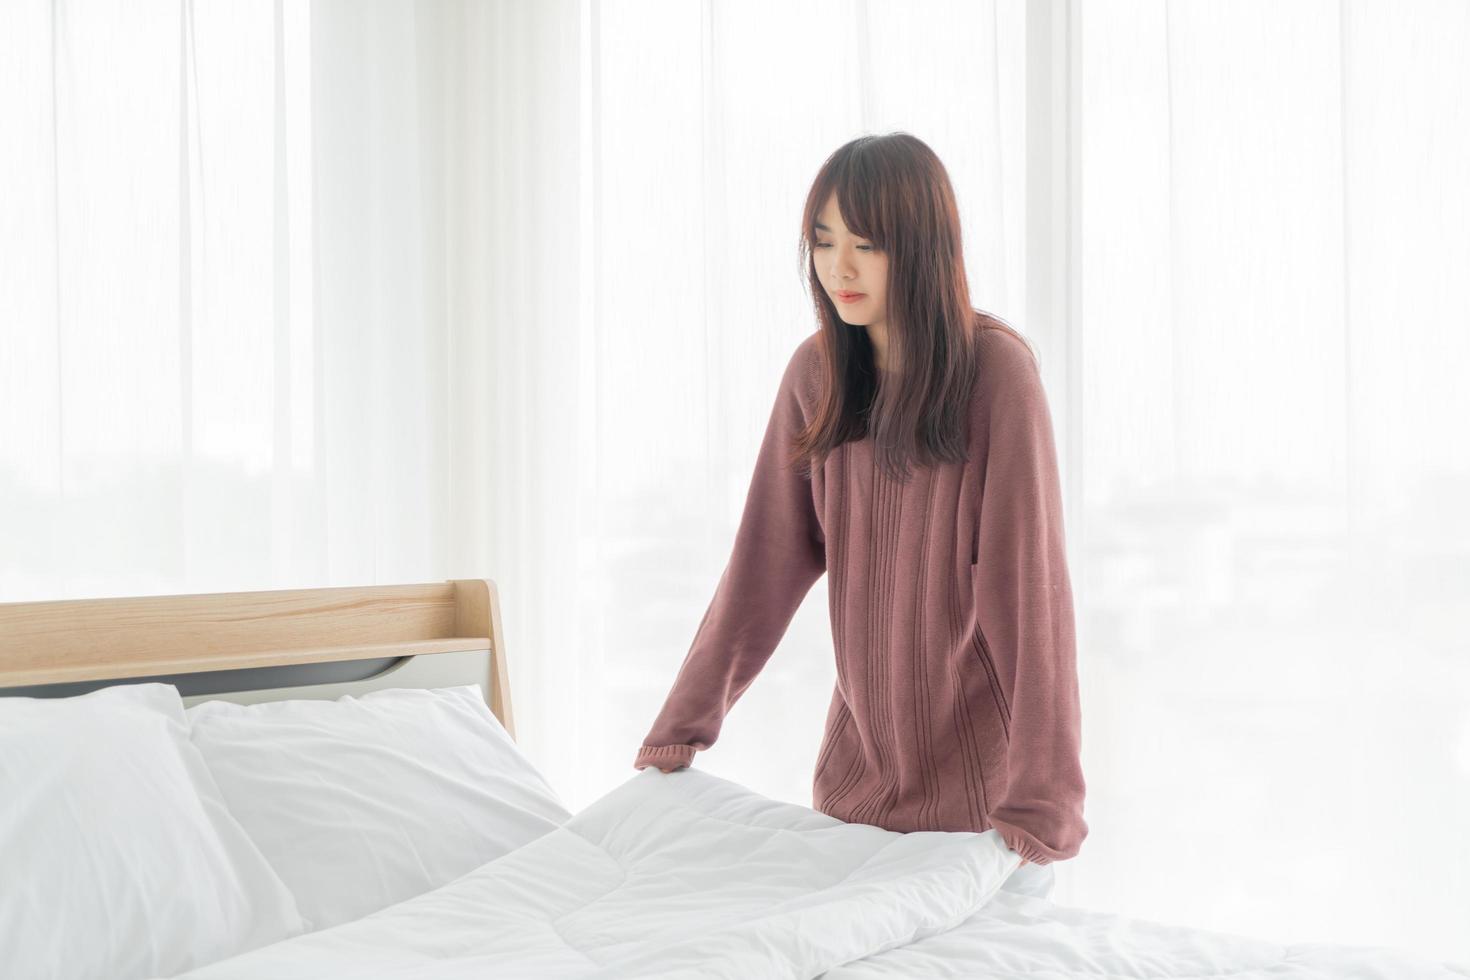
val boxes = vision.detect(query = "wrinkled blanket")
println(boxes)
[166,766,1019,979]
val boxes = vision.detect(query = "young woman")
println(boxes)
[632,133,1087,895]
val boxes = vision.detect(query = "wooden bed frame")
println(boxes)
[0,578,516,738]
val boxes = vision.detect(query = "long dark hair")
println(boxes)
[792,132,1032,482]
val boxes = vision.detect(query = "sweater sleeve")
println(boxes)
[633,342,827,772]
[972,336,1088,865]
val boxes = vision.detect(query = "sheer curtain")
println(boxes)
[0,0,450,599]
[1077,0,1468,961]
[2,0,1465,965]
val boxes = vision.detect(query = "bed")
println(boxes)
[1,579,1463,980]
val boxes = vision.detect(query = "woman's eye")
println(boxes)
[814,243,873,251]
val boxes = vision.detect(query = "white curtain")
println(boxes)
[1077,0,1468,961]
[1,0,1464,964]
[0,0,449,597]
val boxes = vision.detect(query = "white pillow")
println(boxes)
[0,682,307,980]
[184,684,572,932]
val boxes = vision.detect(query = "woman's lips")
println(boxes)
[836,291,866,303]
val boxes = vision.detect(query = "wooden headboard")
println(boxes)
[0,578,515,738]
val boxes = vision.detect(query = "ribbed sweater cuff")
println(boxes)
[988,816,1063,866]
[633,744,697,771]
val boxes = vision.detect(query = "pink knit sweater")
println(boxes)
[632,326,1088,865]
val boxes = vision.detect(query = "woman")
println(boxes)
[632,133,1086,898]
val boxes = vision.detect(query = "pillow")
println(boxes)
[184,684,572,931]
[0,682,307,980]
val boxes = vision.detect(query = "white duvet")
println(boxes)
[164,765,1468,980]
[165,766,1020,979]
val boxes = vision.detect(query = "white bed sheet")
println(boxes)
[821,887,1468,978]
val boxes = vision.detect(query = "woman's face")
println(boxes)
[813,191,888,333]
